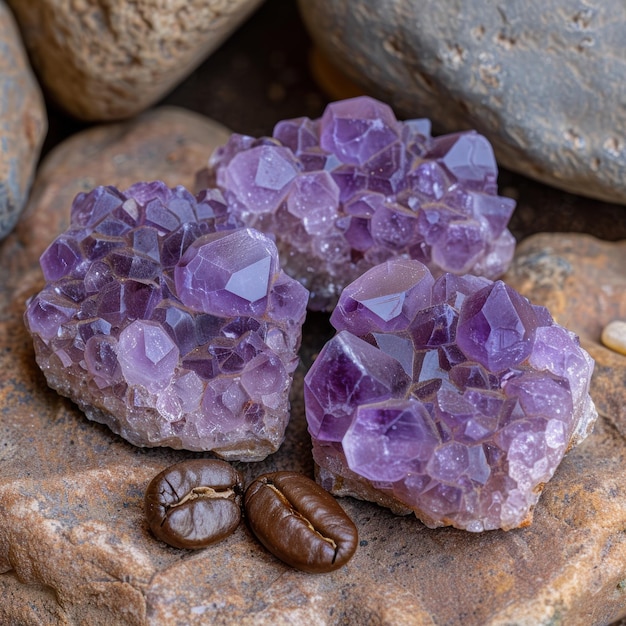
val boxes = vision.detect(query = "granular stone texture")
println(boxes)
[305,258,597,531]
[24,182,308,460]
[205,95,516,310]
[0,0,47,239]
[299,0,626,204]
[6,0,265,121]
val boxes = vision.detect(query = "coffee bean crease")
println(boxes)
[244,471,358,573]
[145,459,243,549]
[265,481,339,552]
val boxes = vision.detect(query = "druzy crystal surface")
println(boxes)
[205,96,516,310]
[304,259,597,531]
[24,182,309,461]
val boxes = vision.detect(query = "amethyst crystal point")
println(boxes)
[343,399,439,483]
[24,181,309,461]
[305,330,411,442]
[206,95,516,310]
[304,258,597,531]
[174,228,277,317]
[329,258,434,334]
[456,281,539,372]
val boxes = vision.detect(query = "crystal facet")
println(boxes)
[206,95,516,310]
[304,258,597,531]
[24,182,309,461]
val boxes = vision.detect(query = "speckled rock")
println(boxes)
[6,0,265,121]
[0,0,47,240]
[505,232,626,440]
[2,113,626,624]
[299,0,626,204]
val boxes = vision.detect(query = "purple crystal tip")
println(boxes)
[24,181,309,461]
[206,95,516,310]
[304,258,597,531]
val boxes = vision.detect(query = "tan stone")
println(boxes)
[299,0,626,204]
[6,0,265,121]
[1,117,626,623]
[0,0,47,240]
[601,320,626,356]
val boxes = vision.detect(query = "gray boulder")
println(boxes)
[0,0,46,239]
[299,0,626,204]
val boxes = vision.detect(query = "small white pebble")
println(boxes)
[601,320,626,356]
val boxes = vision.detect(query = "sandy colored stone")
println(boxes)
[504,233,626,440]
[2,115,626,623]
[299,0,626,204]
[0,0,47,240]
[6,0,265,121]
[601,321,626,356]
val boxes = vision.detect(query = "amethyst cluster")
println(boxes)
[304,258,597,531]
[206,96,516,310]
[24,182,309,461]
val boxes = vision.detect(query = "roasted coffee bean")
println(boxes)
[244,471,358,573]
[145,459,243,549]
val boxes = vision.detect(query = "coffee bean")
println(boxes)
[145,459,243,549]
[244,471,358,573]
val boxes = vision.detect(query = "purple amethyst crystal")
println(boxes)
[24,182,309,461]
[205,96,516,310]
[304,258,597,531]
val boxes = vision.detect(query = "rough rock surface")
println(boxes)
[2,112,626,624]
[6,0,265,121]
[0,0,47,240]
[298,0,626,204]
[505,233,626,440]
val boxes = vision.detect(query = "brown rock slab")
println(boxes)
[0,0,47,240]
[6,0,265,121]
[298,0,626,204]
[2,113,626,624]
[505,232,626,439]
